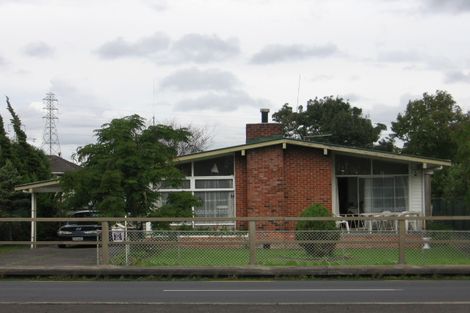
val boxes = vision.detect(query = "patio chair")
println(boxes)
[334,214,350,233]
[376,211,398,232]
[399,211,420,232]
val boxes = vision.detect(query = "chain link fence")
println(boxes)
[1,216,469,267]
[96,219,470,267]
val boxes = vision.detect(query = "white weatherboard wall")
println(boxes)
[408,168,424,214]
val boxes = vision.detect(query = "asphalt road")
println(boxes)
[0,280,470,312]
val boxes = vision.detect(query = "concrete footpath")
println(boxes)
[1,265,470,278]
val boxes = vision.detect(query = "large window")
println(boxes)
[336,154,410,214]
[363,177,408,213]
[194,191,234,218]
[157,155,235,225]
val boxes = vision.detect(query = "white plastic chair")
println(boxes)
[334,214,350,233]
[399,211,420,232]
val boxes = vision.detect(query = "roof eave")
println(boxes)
[175,139,452,167]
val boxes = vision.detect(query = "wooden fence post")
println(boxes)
[101,221,110,265]
[398,218,406,265]
[248,220,257,265]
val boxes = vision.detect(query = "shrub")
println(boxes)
[295,204,340,257]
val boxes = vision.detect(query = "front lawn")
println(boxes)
[0,245,25,254]
[109,245,470,266]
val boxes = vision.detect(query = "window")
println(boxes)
[372,160,408,175]
[176,163,191,176]
[194,191,234,218]
[195,179,233,189]
[194,156,234,176]
[158,179,190,189]
[363,177,408,213]
[336,154,410,215]
[335,155,371,175]
[157,155,236,224]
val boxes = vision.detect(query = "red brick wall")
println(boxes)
[234,153,247,229]
[234,144,333,230]
[246,123,283,143]
[284,146,332,215]
[246,145,286,230]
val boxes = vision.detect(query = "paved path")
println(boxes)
[0,246,97,267]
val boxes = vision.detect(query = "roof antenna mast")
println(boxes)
[152,79,157,126]
[296,74,301,107]
[41,92,61,156]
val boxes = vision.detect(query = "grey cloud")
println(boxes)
[341,93,363,103]
[0,55,6,67]
[95,33,239,64]
[174,90,266,112]
[22,41,54,58]
[168,34,240,64]
[377,50,422,63]
[377,49,453,70]
[444,71,470,83]
[399,92,421,107]
[368,105,401,132]
[421,0,470,13]
[141,0,168,11]
[95,32,170,59]
[310,74,334,82]
[160,68,240,92]
[250,43,338,64]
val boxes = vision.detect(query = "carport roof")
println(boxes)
[15,179,61,193]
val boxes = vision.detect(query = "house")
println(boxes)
[14,155,81,247]
[47,155,81,176]
[159,109,451,229]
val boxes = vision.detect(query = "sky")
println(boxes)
[1,0,470,160]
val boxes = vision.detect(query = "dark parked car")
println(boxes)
[57,210,100,248]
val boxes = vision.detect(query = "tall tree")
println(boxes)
[391,90,467,160]
[273,96,386,148]
[0,113,12,165]
[61,114,191,216]
[5,97,50,181]
[0,97,52,240]
[6,96,27,144]
[391,90,470,200]
[166,121,212,156]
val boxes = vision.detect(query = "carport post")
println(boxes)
[101,222,110,265]
[30,192,37,249]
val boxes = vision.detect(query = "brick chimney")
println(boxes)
[246,108,283,143]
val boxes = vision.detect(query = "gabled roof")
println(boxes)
[48,155,81,174]
[175,138,451,168]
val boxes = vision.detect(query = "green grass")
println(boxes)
[110,245,470,267]
[0,245,25,254]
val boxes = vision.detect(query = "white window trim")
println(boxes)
[158,157,237,226]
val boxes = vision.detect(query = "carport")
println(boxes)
[14,179,61,248]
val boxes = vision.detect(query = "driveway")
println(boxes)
[0,246,97,267]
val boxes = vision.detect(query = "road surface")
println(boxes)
[0,280,469,312]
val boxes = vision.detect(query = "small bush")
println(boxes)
[296,204,340,257]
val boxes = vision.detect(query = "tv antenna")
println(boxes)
[41,92,61,156]
[296,74,301,107]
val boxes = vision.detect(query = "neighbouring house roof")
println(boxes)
[48,155,81,174]
[175,138,451,169]
[14,156,80,193]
